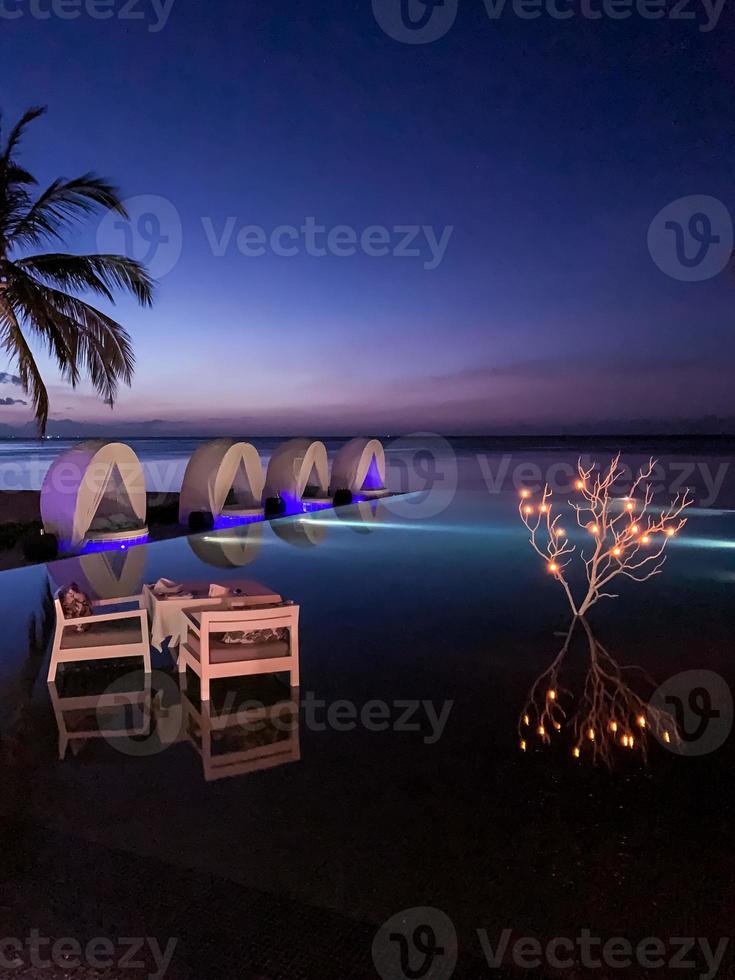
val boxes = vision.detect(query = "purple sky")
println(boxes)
[3,2,735,434]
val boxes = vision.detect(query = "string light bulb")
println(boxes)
[630,524,639,535]
[636,715,646,728]
[663,731,671,744]
[547,689,557,701]
[524,505,533,515]
[587,728,595,741]
[641,534,650,545]
[575,480,585,490]
[548,562,559,574]
[666,528,675,537]
[573,746,581,758]
[520,489,530,499]
[537,725,546,737]
[520,740,527,752]
[523,714,530,726]
[589,524,599,535]
[612,546,623,557]
[609,721,618,733]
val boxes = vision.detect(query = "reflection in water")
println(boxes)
[48,546,148,601]
[48,669,152,760]
[0,584,54,768]
[180,684,300,782]
[271,517,328,549]
[188,522,263,567]
[336,499,386,535]
[46,662,299,783]
[519,618,680,766]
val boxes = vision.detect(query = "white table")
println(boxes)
[143,579,282,650]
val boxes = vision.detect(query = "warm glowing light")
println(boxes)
[553,722,561,731]
[666,528,675,537]
[537,725,546,736]
[575,480,585,490]
[548,562,559,574]
[663,731,671,744]
[524,505,533,515]
[625,501,634,512]
[641,534,650,545]
[523,714,530,726]
[540,504,549,513]
[573,746,581,758]
[589,524,599,534]
[636,715,646,728]
[547,689,557,700]
[587,728,595,741]
[612,547,623,557]
[555,527,565,537]
[520,740,527,752]
[630,524,639,534]
[520,489,530,499]
[609,721,618,733]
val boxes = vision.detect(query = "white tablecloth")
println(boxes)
[143,580,281,650]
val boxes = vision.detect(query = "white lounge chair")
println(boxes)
[179,602,300,701]
[48,593,151,683]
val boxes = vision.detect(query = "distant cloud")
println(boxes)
[0,397,26,406]
[0,373,22,387]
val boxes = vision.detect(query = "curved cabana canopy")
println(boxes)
[330,438,388,497]
[188,522,264,568]
[41,441,148,548]
[49,546,148,600]
[263,439,330,507]
[179,439,265,525]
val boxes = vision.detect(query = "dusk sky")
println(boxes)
[3,0,735,433]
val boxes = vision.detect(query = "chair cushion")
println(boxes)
[186,634,289,665]
[61,619,143,650]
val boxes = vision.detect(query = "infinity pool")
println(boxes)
[2,449,734,978]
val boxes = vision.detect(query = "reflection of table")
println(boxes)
[143,580,281,650]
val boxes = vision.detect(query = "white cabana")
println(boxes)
[330,438,389,497]
[188,521,264,568]
[179,439,265,525]
[41,441,148,549]
[263,439,330,506]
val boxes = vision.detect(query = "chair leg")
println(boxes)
[143,644,152,674]
[201,675,210,702]
[47,638,60,684]
[289,627,300,687]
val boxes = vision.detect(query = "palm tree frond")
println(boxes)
[17,253,155,306]
[0,303,49,433]
[0,106,46,164]
[10,174,130,249]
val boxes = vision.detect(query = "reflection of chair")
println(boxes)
[187,522,263,568]
[180,684,299,781]
[48,670,152,759]
[330,437,389,497]
[180,603,299,701]
[179,439,265,525]
[48,593,151,683]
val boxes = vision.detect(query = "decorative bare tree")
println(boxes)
[519,454,692,617]
[518,617,679,766]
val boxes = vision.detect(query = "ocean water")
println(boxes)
[1,434,734,506]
